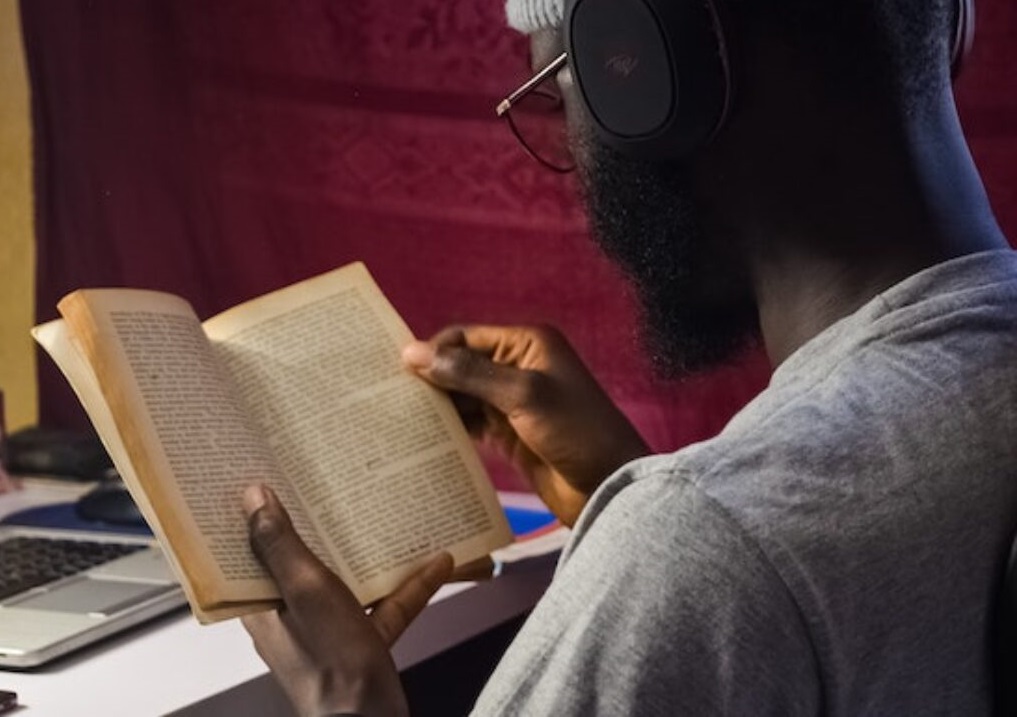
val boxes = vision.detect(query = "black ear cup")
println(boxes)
[565,0,973,160]
[565,0,731,160]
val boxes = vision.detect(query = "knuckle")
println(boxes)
[433,325,466,346]
[375,595,416,645]
[440,345,481,380]
[530,323,562,344]
[249,508,287,554]
[286,565,329,604]
[421,563,447,593]
[515,369,551,407]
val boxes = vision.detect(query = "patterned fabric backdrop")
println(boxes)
[19,0,1015,489]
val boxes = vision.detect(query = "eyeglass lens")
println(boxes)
[502,68,574,172]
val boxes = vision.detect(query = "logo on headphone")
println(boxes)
[605,54,639,78]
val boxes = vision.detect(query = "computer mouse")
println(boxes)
[75,483,146,526]
[5,427,114,481]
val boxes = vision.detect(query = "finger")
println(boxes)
[428,325,470,349]
[407,342,547,418]
[241,609,285,652]
[404,331,488,433]
[401,325,469,370]
[244,485,360,611]
[241,609,310,671]
[409,325,540,362]
[449,555,495,582]
[371,552,454,646]
[409,325,567,369]
[449,391,488,436]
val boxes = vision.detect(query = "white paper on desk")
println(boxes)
[493,526,570,564]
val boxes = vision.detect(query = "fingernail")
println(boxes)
[401,341,435,368]
[243,484,268,516]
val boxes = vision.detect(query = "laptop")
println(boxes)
[0,524,185,669]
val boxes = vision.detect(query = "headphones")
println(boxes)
[564,0,975,160]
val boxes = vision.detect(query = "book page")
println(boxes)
[53,290,322,616]
[31,320,178,569]
[204,262,513,604]
[32,319,236,618]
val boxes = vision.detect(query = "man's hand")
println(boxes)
[240,484,453,717]
[403,325,649,527]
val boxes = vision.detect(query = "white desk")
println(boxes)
[0,482,560,716]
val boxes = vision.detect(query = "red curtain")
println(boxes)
[19,1,1014,489]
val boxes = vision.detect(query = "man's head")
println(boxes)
[503,0,970,376]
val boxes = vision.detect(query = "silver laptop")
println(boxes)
[0,525,185,668]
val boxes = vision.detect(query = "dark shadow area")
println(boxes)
[401,613,528,717]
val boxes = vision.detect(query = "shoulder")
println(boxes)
[566,454,780,577]
[475,459,821,716]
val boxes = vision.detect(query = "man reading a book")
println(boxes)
[241,0,1017,713]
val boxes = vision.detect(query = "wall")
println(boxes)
[13,0,1017,466]
[955,0,1017,239]
[20,0,769,466]
[0,0,37,431]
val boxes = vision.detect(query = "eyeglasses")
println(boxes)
[496,52,576,174]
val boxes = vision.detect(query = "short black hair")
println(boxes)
[733,0,957,107]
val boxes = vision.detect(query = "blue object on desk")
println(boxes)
[0,502,153,536]
[503,506,557,536]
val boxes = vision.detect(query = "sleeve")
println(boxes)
[471,467,822,716]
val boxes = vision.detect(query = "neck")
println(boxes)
[742,90,1008,367]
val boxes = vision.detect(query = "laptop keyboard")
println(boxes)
[0,536,146,602]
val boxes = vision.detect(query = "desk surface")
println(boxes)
[0,481,561,716]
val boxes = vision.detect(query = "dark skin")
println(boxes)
[243,19,1008,717]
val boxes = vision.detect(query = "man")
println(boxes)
[241,0,1017,713]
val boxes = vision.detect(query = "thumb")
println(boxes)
[243,485,350,605]
[244,484,304,581]
[402,339,542,418]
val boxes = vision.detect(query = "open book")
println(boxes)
[33,263,513,623]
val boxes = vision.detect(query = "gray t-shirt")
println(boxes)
[473,250,1017,715]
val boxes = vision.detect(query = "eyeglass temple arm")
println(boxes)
[496,52,569,117]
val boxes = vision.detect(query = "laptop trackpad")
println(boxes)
[8,577,176,615]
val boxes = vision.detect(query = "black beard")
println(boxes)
[576,134,760,378]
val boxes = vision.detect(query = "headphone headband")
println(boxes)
[566,0,975,160]
[952,0,975,78]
